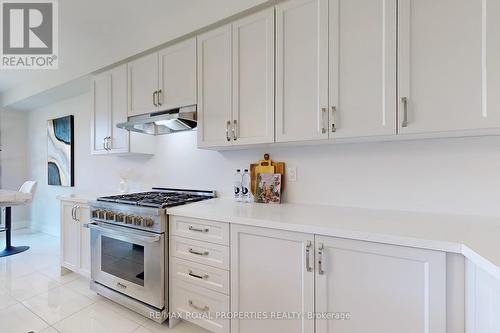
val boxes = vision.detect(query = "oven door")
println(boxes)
[89,222,165,309]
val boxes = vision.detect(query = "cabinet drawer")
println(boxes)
[170,216,229,245]
[172,279,230,333]
[170,236,229,270]
[171,257,229,295]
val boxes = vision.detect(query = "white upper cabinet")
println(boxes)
[129,38,197,117]
[276,0,329,142]
[315,236,446,333]
[91,65,154,155]
[109,65,129,152]
[329,0,397,138]
[159,38,197,110]
[232,8,275,145]
[197,25,233,148]
[128,53,159,117]
[91,72,111,154]
[398,0,500,134]
[198,9,275,148]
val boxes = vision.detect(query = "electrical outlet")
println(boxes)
[287,167,297,182]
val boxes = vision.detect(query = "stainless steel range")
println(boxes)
[88,188,215,323]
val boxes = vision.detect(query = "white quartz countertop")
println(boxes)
[0,190,32,206]
[57,193,103,203]
[167,198,500,280]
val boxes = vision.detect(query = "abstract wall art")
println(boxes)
[47,115,74,186]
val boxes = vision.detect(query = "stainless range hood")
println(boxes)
[117,105,197,135]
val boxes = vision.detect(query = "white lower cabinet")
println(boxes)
[230,225,447,333]
[230,225,315,333]
[315,235,447,333]
[169,217,230,333]
[465,260,500,333]
[171,279,230,333]
[60,200,91,277]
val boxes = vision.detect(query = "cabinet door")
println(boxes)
[197,25,233,148]
[231,225,314,333]
[128,53,159,117]
[232,8,275,145]
[315,236,446,333]
[60,203,79,271]
[76,205,91,278]
[276,0,329,142]
[90,72,110,154]
[159,38,197,110]
[109,64,129,152]
[329,0,396,138]
[398,0,497,134]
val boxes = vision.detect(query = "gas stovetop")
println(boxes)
[97,188,215,208]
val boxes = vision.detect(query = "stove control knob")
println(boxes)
[105,211,116,221]
[114,213,125,223]
[144,218,155,227]
[125,215,134,224]
[91,210,100,219]
[134,217,144,226]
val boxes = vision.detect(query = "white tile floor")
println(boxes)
[0,229,209,333]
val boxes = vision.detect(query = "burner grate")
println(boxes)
[97,190,214,208]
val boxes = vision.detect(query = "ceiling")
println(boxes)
[0,0,269,108]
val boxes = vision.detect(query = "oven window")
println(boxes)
[101,236,145,286]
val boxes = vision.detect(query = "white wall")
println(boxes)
[24,92,500,236]
[0,109,29,226]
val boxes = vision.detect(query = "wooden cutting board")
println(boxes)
[250,154,285,195]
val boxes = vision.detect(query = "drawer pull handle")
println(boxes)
[318,243,325,275]
[189,270,209,280]
[189,226,209,233]
[189,248,209,256]
[305,240,313,272]
[189,300,209,312]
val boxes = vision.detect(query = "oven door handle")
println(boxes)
[88,223,161,243]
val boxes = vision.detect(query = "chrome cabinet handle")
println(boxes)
[103,137,107,150]
[74,206,80,222]
[88,223,161,243]
[116,282,127,289]
[305,240,313,272]
[105,137,111,151]
[401,97,409,128]
[321,108,327,134]
[331,106,337,133]
[189,226,209,233]
[153,91,158,107]
[71,206,76,220]
[157,89,162,106]
[189,270,209,280]
[318,243,325,275]
[189,300,209,312]
[226,121,231,141]
[232,120,238,141]
[189,248,209,256]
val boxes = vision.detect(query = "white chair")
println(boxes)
[0,180,37,257]
[19,181,37,204]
